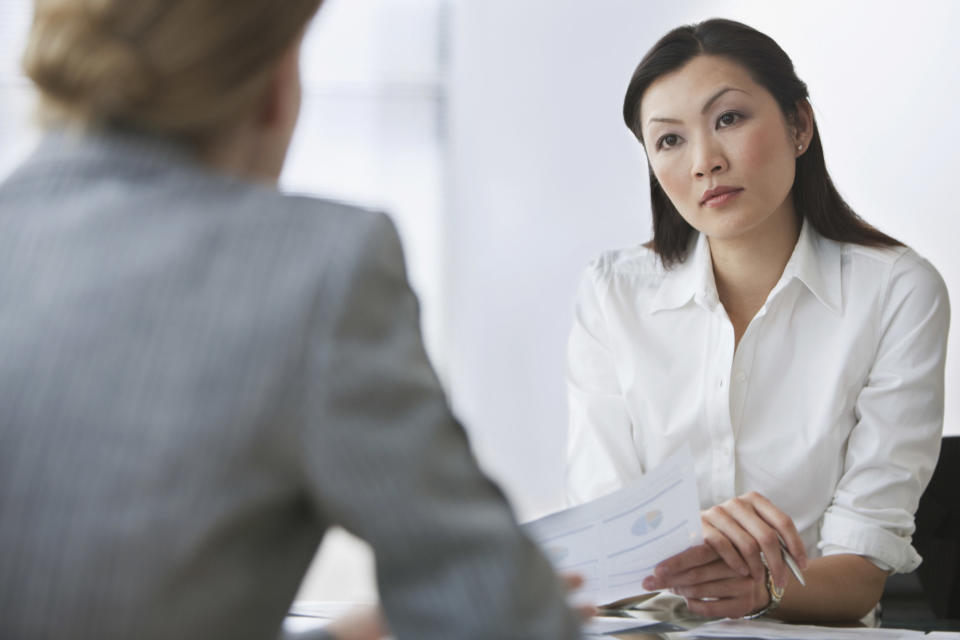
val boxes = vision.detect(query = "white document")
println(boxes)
[523,446,703,606]
[673,618,925,639]
[288,600,375,620]
[581,615,665,636]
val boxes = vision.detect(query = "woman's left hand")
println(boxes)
[642,491,808,618]
[643,543,769,618]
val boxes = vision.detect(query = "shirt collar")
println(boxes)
[780,219,843,314]
[650,231,719,313]
[650,220,843,315]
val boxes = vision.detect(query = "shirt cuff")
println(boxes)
[819,543,894,572]
[819,508,921,573]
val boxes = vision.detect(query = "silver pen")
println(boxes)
[777,535,807,587]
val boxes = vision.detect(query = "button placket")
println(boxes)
[730,288,787,438]
[710,305,737,504]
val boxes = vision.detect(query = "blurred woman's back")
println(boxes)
[0,2,579,639]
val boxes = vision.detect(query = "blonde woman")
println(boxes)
[0,2,579,639]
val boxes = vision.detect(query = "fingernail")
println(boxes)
[739,566,750,577]
[643,577,658,590]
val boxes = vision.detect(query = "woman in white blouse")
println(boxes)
[566,18,949,622]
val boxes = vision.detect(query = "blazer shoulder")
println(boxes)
[207,177,388,234]
[186,176,397,260]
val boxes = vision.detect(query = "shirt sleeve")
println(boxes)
[565,262,643,506]
[295,212,579,640]
[818,251,950,573]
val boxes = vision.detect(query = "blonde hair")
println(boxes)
[23,0,322,144]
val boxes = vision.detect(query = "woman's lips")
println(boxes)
[701,188,744,207]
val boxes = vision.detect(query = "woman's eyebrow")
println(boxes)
[646,87,751,127]
[701,87,750,114]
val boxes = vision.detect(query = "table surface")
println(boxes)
[284,611,960,639]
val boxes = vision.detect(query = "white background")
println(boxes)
[2,0,957,602]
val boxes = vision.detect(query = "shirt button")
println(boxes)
[735,371,747,383]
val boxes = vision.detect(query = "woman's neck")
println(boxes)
[708,206,801,343]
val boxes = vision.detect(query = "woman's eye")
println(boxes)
[657,133,681,150]
[717,112,742,128]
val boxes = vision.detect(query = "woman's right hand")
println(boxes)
[699,491,807,592]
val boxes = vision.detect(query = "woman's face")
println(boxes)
[640,55,803,243]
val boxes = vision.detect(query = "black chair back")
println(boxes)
[915,435,960,618]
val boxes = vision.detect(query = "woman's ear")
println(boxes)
[245,35,303,181]
[198,35,304,183]
[256,39,302,133]
[792,98,814,156]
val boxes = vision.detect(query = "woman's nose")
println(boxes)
[692,141,727,178]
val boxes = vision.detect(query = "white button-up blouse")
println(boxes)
[565,221,950,573]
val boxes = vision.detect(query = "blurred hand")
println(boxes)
[641,491,807,618]
[324,605,387,640]
[561,572,598,619]
[323,575,591,640]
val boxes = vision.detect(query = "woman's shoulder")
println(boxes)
[250,188,388,236]
[840,240,944,283]
[573,243,670,312]
[837,240,949,309]
[219,187,401,286]
[150,152,395,253]
[840,239,911,267]
[584,242,666,282]
[4,129,389,238]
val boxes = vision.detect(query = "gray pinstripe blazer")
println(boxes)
[0,130,579,640]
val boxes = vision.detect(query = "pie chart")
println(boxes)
[631,510,663,536]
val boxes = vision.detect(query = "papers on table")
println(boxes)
[288,600,375,620]
[673,618,926,639]
[287,603,663,639]
[523,446,703,606]
[581,615,671,636]
[286,602,959,639]
[284,615,333,633]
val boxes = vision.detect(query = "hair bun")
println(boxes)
[22,0,322,142]
[23,7,153,124]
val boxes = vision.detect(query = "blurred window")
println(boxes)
[0,0,448,370]
[288,0,448,370]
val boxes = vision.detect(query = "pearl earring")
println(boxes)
[797,144,803,151]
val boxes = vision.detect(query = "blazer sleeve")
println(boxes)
[295,212,579,640]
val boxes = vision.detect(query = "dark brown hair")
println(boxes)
[623,18,900,266]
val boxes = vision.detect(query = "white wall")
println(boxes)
[0,0,38,180]
[282,0,447,371]
[446,0,960,522]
